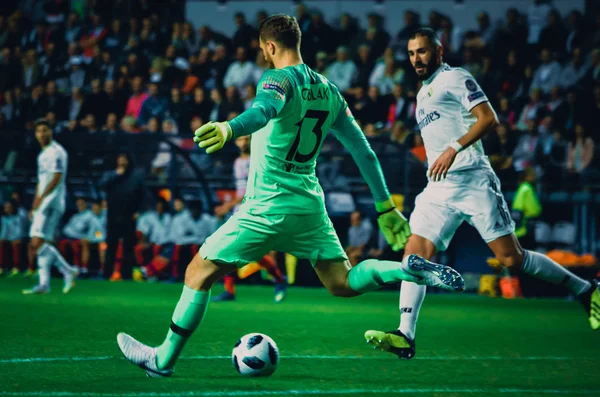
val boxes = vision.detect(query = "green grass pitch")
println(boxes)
[0,277,599,397]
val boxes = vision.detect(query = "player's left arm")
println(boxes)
[428,71,498,181]
[194,69,293,154]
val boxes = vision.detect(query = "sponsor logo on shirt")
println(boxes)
[417,110,441,131]
[468,92,484,102]
[263,82,285,100]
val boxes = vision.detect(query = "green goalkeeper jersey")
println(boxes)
[228,64,390,215]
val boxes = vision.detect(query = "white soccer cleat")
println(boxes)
[62,269,78,294]
[403,254,465,292]
[116,332,173,378]
[22,284,50,295]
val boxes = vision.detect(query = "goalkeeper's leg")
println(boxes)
[117,253,235,377]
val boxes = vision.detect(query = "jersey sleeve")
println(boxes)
[228,69,294,137]
[445,69,488,112]
[330,93,390,203]
[47,148,67,174]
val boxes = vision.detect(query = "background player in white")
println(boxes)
[23,120,78,295]
[365,28,600,358]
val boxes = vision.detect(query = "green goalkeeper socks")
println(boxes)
[156,286,210,369]
[348,259,419,294]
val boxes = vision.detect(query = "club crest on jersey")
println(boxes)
[427,87,433,97]
[465,79,478,92]
[263,83,285,100]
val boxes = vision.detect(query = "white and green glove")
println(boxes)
[193,121,233,154]
[375,198,411,251]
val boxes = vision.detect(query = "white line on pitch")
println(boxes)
[0,388,598,396]
[0,355,589,364]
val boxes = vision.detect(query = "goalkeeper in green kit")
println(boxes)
[117,14,465,377]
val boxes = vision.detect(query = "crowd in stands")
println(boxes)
[1,1,600,276]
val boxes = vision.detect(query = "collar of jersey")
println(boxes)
[422,63,448,85]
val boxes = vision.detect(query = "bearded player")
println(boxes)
[365,28,600,360]
[116,16,465,378]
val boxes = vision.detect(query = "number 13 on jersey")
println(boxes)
[286,110,330,163]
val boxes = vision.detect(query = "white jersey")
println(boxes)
[37,141,68,212]
[234,155,250,198]
[416,63,493,177]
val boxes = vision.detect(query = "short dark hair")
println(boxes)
[259,14,301,49]
[409,27,442,48]
[34,119,50,129]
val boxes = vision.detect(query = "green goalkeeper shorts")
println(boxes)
[199,206,347,267]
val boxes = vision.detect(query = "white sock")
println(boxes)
[43,243,76,276]
[37,244,52,288]
[522,250,591,295]
[398,281,427,340]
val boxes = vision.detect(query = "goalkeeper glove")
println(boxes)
[193,121,233,154]
[375,198,411,251]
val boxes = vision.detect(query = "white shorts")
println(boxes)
[409,169,515,251]
[29,207,63,241]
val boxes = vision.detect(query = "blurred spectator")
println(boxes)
[369,49,404,95]
[386,83,414,129]
[363,13,390,61]
[80,14,107,60]
[197,26,228,53]
[223,86,244,116]
[22,49,40,89]
[295,3,311,34]
[354,45,373,90]
[513,120,542,172]
[512,167,541,250]
[516,89,544,131]
[495,8,528,62]
[24,85,45,126]
[538,9,566,56]
[314,51,327,74]
[181,22,197,56]
[462,48,482,80]
[104,20,124,58]
[208,88,228,121]
[304,11,336,62]
[345,211,373,266]
[242,83,256,110]
[0,200,23,274]
[125,76,148,119]
[390,121,415,148]
[68,56,86,90]
[392,11,421,62]
[437,16,462,57]
[337,13,360,51]
[326,46,356,93]
[39,42,62,82]
[476,12,495,47]
[363,86,388,127]
[411,134,427,163]
[0,48,22,91]
[545,86,567,127]
[64,12,83,45]
[560,48,589,90]
[565,10,586,55]
[496,97,516,129]
[527,0,552,46]
[485,123,518,184]
[192,46,212,84]
[166,88,186,129]
[138,83,167,127]
[223,47,258,94]
[80,79,107,124]
[99,153,145,281]
[567,123,594,180]
[206,44,229,91]
[538,127,568,185]
[349,86,368,125]
[67,87,85,122]
[102,113,120,134]
[530,48,562,95]
[587,49,600,85]
[232,12,258,51]
[104,79,128,120]
[1,90,21,126]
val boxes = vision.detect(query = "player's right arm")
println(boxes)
[194,69,292,154]
[330,102,411,251]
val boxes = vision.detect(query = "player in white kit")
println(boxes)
[365,28,600,358]
[22,120,78,295]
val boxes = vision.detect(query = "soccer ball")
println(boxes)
[232,333,279,377]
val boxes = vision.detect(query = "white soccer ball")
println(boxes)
[232,333,280,377]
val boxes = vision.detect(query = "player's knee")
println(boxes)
[496,250,524,269]
[30,237,43,252]
[184,254,235,291]
[327,283,354,297]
